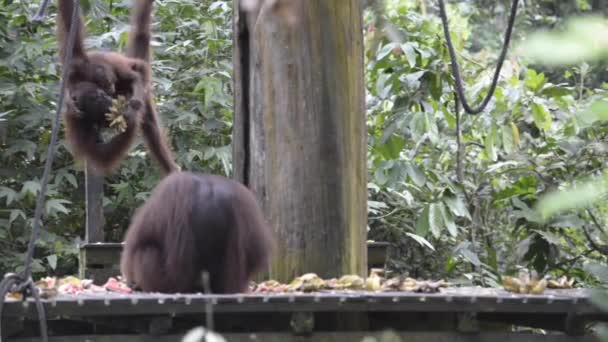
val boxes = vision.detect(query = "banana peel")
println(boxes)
[547,276,575,289]
[250,272,453,294]
[105,95,128,133]
[334,275,366,290]
[365,273,382,291]
[502,270,554,294]
[287,273,327,292]
[530,279,548,295]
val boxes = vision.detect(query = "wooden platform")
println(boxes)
[2,288,599,317]
[2,287,607,341]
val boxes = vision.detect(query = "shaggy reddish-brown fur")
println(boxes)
[120,172,275,293]
[57,0,178,174]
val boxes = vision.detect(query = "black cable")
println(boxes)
[438,0,519,115]
[25,0,80,291]
[0,1,81,341]
[32,0,52,22]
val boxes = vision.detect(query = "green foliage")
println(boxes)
[521,16,608,66]
[364,0,608,284]
[521,13,608,339]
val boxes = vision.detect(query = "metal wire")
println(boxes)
[438,0,519,115]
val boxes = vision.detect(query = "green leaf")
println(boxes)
[368,200,389,215]
[415,205,430,237]
[9,210,25,224]
[533,230,562,246]
[409,112,426,141]
[406,233,435,251]
[378,136,405,160]
[376,72,392,99]
[45,199,71,216]
[403,70,426,89]
[459,248,481,266]
[443,107,456,129]
[540,84,573,98]
[0,187,17,205]
[484,126,498,162]
[578,99,608,126]
[374,167,388,186]
[209,1,229,11]
[424,112,439,144]
[510,122,520,147]
[56,171,78,188]
[524,70,546,93]
[502,124,514,154]
[428,203,443,239]
[444,196,471,219]
[376,42,400,61]
[401,43,417,67]
[439,202,457,237]
[64,173,78,188]
[531,102,553,131]
[20,181,41,197]
[6,140,37,158]
[29,259,45,274]
[405,162,426,187]
[486,245,498,270]
[46,255,57,270]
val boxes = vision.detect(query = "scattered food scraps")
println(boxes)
[2,271,576,300]
[250,272,450,294]
[502,270,573,294]
[548,276,575,289]
[104,277,133,294]
[5,275,133,300]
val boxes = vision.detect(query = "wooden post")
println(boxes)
[79,163,122,284]
[233,1,368,281]
[85,163,104,243]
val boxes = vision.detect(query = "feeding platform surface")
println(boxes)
[2,287,602,318]
[3,287,608,341]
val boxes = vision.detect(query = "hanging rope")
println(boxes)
[0,1,81,341]
[438,0,519,115]
[32,0,52,22]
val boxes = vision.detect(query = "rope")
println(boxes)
[438,0,519,115]
[0,1,81,341]
[32,0,52,22]
[201,272,215,336]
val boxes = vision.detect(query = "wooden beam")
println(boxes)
[84,163,104,243]
[2,289,603,319]
[6,331,600,342]
[233,0,368,282]
[80,163,107,283]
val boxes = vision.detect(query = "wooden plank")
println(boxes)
[81,164,107,284]
[2,289,605,320]
[232,0,248,183]
[6,331,600,342]
[3,310,603,339]
[84,163,104,243]
[79,243,123,284]
[367,242,389,269]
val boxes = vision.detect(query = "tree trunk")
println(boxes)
[233,0,368,282]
